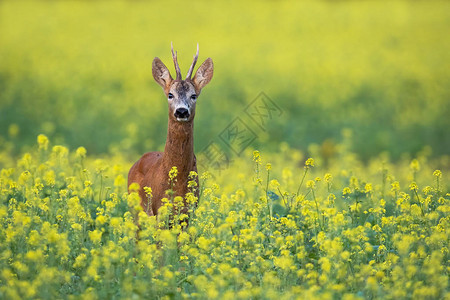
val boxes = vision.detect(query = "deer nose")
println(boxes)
[174,108,190,119]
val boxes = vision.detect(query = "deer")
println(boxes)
[128,44,213,222]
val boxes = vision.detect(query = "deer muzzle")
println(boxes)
[174,107,190,121]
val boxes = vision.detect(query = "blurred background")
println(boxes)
[0,0,449,162]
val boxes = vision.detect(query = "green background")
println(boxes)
[1,0,449,161]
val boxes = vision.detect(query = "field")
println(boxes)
[0,137,448,299]
[0,0,449,299]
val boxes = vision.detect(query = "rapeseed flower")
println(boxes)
[75,146,87,158]
[88,230,103,244]
[0,134,448,299]
[37,134,49,150]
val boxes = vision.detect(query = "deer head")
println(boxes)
[152,44,214,122]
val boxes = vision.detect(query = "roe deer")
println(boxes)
[128,44,213,220]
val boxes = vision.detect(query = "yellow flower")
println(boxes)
[0,207,7,220]
[391,181,400,192]
[75,146,87,158]
[433,170,442,178]
[253,150,261,164]
[188,226,198,237]
[422,186,432,195]
[410,159,420,171]
[158,230,177,249]
[127,192,142,212]
[306,180,315,189]
[110,217,122,234]
[188,179,197,188]
[200,171,210,180]
[319,257,331,273]
[18,171,31,185]
[197,236,211,251]
[396,234,416,256]
[73,253,87,268]
[96,215,107,226]
[367,276,378,291]
[71,223,82,231]
[269,179,280,189]
[89,230,103,244]
[342,187,351,195]
[350,176,359,189]
[305,158,315,168]
[128,182,140,193]
[168,166,178,180]
[142,186,152,197]
[411,204,422,217]
[377,245,387,255]
[163,269,174,280]
[37,134,49,150]
[340,251,351,261]
[28,230,41,246]
[114,174,125,187]
[186,192,198,205]
[86,263,100,281]
[94,159,108,174]
[273,255,294,272]
[332,213,346,227]
[174,196,184,205]
[52,145,69,159]
[178,231,190,244]
[225,211,237,225]
[409,182,418,192]
[25,249,45,262]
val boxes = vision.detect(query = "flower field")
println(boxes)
[1,0,449,298]
[0,135,448,299]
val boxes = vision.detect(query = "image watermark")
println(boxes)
[219,117,257,155]
[198,92,283,175]
[244,92,282,131]
[199,141,232,174]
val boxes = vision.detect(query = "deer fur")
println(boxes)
[128,44,213,218]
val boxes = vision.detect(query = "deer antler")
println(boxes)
[186,43,199,80]
[171,42,182,80]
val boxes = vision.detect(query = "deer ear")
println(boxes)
[152,57,173,89]
[192,58,214,92]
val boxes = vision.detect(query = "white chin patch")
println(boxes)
[176,117,189,122]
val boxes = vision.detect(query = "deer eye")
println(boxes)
[168,93,174,100]
[190,94,197,101]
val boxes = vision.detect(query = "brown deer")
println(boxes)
[128,44,213,219]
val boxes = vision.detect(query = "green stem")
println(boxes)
[413,189,425,216]
[296,168,309,196]
[381,167,387,199]
[436,176,440,196]
[265,169,272,218]
[311,189,322,230]
[99,173,103,203]
[277,187,289,210]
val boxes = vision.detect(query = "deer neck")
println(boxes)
[161,118,195,176]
